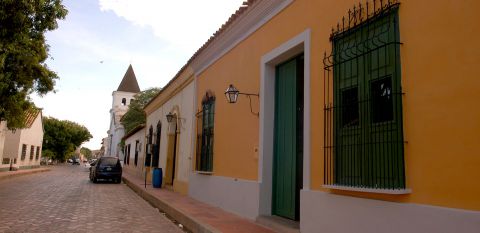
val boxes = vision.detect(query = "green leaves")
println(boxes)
[121,87,160,134]
[0,0,67,129]
[42,117,92,162]
[80,147,92,160]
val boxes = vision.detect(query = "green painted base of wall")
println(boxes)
[0,167,11,172]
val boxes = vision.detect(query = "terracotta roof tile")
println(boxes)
[24,108,41,128]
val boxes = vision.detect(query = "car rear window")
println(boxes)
[99,158,119,166]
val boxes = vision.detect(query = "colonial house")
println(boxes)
[143,66,196,195]
[2,108,44,170]
[122,124,146,178]
[105,65,140,157]
[140,0,479,232]
[130,0,479,232]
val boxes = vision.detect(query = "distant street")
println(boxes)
[0,165,184,233]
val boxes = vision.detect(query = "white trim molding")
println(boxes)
[323,185,412,195]
[301,190,480,233]
[191,0,293,76]
[259,29,311,216]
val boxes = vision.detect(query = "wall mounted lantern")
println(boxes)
[224,84,240,103]
[166,112,176,123]
[224,84,259,116]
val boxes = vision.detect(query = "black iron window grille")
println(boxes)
[152,122,161,168]
[145,126,153,167]
[30,145,34,160]
[21,144,27,160]
[323,0,406,190]
[35,146,40,160]
[125,144,131,165]
[196,92,215,172]
[134,140,139,166]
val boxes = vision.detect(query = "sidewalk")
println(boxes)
[0,167,51,181]
[122,171,275,233]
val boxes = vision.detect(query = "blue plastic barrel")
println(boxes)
[152,168,163,188]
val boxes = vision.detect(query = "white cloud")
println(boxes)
[98,0,245,53]
[34,0,246,150]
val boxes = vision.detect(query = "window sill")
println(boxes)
[323,185,411,195]
[195,171,213,175]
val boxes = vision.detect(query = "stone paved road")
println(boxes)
[0,164,184,233]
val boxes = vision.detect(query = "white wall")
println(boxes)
[107,90,136,157]
[3,128,21,161]
[189,174,260,220]
[3,114,43,168]
[0,121,7,169]
[18,114,43,167]
[146,81,195,185]
[112,91,136,110]
[301,190,480,233]
[124,127,145,177]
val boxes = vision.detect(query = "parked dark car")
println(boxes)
[89,157,122,183]
[72,158,80,165]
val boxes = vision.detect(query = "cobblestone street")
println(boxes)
[0,165,184,233]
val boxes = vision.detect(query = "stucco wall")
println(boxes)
[124,127,146,177]
[146,81,195,193]
[0,122,6,160]
[3,114,43,168]
[108,90,135,157]
[194,0,480,212]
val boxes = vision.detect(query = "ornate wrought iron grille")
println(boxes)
[323,0,406,190]
[196,93,215,172]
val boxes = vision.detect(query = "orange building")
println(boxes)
[144,0,480,232]
[180,0,480,232]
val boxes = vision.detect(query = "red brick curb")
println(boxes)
[0,167,51,181]
[122,173,221,233]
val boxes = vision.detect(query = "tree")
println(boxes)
[42,117,92,161]
[0,0,68,129]
[80,147,92,160]
[121,87,160,134]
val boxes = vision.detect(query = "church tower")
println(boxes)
[105,65,140,157]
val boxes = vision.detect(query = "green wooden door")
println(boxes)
[273,56,303,220]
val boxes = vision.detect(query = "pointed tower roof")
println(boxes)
[117,64,140,93]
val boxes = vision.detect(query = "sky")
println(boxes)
[32,0,245,150]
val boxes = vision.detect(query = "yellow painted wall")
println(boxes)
[196,0,480,211]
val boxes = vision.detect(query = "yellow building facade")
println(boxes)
[185,0,480,232]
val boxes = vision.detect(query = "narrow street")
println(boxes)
[0,165,184,233]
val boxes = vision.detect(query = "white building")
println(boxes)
[2,108,44,170]
[122,124,146,178]
[143,66,196,195]
[105,65,140,157]
[0,121,8,171]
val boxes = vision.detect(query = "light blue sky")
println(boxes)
[32,0,244,149]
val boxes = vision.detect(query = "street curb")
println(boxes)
[0,168,51,181]
[122,176,221,233]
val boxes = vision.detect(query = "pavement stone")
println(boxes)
[0,164,184,233]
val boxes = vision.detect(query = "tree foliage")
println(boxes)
[42,117,92,161]
[0,0,68,129]
[121,87,160,134]
[80,147,92,160]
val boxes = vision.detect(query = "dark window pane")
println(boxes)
[99,157,119,166]
[371,77,393,123]
[342,87,359,127]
